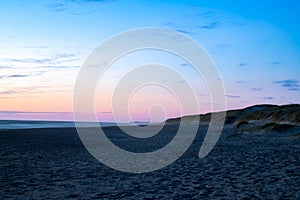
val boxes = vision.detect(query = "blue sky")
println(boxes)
[0,0,299,121]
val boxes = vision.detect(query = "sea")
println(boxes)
[0,120,151,130]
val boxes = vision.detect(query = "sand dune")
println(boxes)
[166,104,300,135]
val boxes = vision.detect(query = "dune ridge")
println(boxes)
[166,104,300,134]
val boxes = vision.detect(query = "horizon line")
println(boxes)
[0,103,299,123]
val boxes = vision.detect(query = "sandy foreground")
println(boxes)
[0,123,300,199]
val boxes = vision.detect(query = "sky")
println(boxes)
[0,0,300,122]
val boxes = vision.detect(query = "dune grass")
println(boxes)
[292,132,300,138]
[244,123,296,133]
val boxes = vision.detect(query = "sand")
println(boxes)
[0,123,300,199]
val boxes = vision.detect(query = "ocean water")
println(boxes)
[0,120,128,130]
[0,120,153,130]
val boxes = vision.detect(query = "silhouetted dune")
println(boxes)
[238,104,300,125]
[167,104,300,125]
[166,104,300,135]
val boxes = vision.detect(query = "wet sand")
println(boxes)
[1,124,300,199]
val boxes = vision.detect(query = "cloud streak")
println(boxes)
[198,21,219,30]
[251,88,262,91]
[263,96,274,100]
[273,79,300,91]
[225,95,240,98]
[48,0,115,13]
[36,65,79,69]
[0,85,71,96]
[8,74,31,78]
[23,45,49,49]
[48,3,68,12]
[0,66,14,69]
[175,29,195,35]
[239,62,247,67]
[4,53,78,65]
[270,61,281,65]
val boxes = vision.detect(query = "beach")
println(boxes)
[1,122,300,199]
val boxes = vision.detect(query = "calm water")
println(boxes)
[0,120,151,130]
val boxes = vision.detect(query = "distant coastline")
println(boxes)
[1,104,299,130]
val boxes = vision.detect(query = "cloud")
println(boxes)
[0,66,14,69]
[175,29,194,35]
[270,61,281,65]
[180,63,189,67]
[52,53,76,59]
[0,110,71,114]
[0,111,74,120]
[263,96,274,100]
[198,94,209,97]
[48,3,68,12]
[216,44,231,49]
[198,11,214,19]
[235,80,243,84]
[23,45,48,49]
[0,90,18,95]
[159,80,186,84]
[98,111,112,114]
[225,95,240,98]
[251,88,262,91]
[0,74,31,80]
[235,80,252,84]
[6,58,53,64]
[0,85,70,96]
[70,0,115,2]
[8,74,30,78]
[273,79,300,91]
[36,65,79,69]
[5,53,78,65]
[48,0,115,13]
[198,21,219,30]
[239,62,247,67]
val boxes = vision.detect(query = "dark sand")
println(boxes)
[1,123,300,199]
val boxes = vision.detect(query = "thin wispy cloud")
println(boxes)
[5,58,53,64]
[0,90,18,95]
[270,61,281,65]
[251,88,262,91]
[175,29,195,35]
[164,22,193,35]
[8,74,31,78]
[0,111,74,120]
[0,110,71,115]
[263,96,274,100]
[0,74,32,80]
[225,95,240,98]
[239,62,247,67]
[36,65,79,69]
[48,3,68,12]
[0,66,14,69]
[235,80,252,84]
[273,79,300,91]
[0,85,71,96]
[52,53,76,59]
[23,45,49,49]
[179,63,189,67]
[198,11,214,19]
[48,0,115,13]
[70,0,115,2]
[98,111,113,114]
[215,44,231,49]
[198,21,219,30]
[4,53,78,65]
